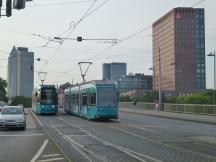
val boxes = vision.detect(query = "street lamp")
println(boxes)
[158,48,162,110]
[149,64,161,110]
[149,67,155,91]
[207,51,216,105]
[152,33,162,110]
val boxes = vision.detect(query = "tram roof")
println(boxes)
[86,80,117,85]
[64,80,117,94]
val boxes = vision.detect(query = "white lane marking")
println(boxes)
[127,124,177,139]
[58,117,160,162]
[26,126,38,129]
[53,125,94,162]
[0,134,44,137]
[42,154,61,157]
[68,134,90,137]
[110,125,216,160]
[37,157,65,162]
[193,136,216,145]
[30,139,48,162]
[64,135,110,162]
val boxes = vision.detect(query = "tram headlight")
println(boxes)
[52,105,55,108]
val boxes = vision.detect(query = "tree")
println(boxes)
[0,77,8,102]
[137,91,165,103]
[166,90,216,105]
[120,95,131,102]
[10,96,32,108]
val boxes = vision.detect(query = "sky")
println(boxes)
[0,0,215,89]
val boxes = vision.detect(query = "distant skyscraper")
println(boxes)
[102,63,127,81]
[118,73,152,94]
[8,47,34,98]
[152,7,205,96]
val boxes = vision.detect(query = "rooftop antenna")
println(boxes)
[78,62,92,83]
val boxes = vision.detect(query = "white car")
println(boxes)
[0,106,27,130]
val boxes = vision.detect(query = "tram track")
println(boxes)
[35,110,216,162]
[51,124,110,162]
[57,117,163,162]
[59,115,216,162]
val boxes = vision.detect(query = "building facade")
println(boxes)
[152,7,205,96]
[58,82,71,108]
[118,73,152,97]
[7,47,34,98]
[102,62,127,81]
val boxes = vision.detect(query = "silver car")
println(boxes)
[0,106,27,130]
[0,101,7,111]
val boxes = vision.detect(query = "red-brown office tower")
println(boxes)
[152,8,205,96]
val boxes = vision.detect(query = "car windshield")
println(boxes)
[1,107,23,115]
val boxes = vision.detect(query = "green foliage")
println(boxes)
[166,90,216,105]
[137,91,165,103]
[10,96,32,108]
[120,90,216,105]
[0,77,8,102]
[165,96,177,103]
[120,95,131,102]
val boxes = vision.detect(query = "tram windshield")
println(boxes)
[97,87,116,107]
[40,88,58,104]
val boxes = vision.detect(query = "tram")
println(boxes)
[32,85,58,115]
[64,80,118,120]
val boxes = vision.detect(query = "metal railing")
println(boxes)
[119,102,154,110]
[119,102,216,115]
[163,103,216,115]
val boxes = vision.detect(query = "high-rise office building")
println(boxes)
[7,47,34,98]
[152,7,205,96]
[102,62,127,81]
[118,73,152,94]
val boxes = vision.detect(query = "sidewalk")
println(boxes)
[119,108,216,125]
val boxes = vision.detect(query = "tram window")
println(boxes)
[89,93,96,105]
[75,96,78,105]
[40,88,58,104]
[82,95,87,105]
[97,87,116,106]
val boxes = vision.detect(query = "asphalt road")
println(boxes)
[34,108,216,162]
[0,109,68,162]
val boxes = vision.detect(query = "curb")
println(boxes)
[119,109,216,125]
[29,109,72,162]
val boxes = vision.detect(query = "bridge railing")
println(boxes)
[119,102,154,110]
[119,102,216,115]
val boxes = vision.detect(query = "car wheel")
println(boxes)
[21,126,26,130]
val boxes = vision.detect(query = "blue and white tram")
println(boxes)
[32,85,58,115]
[64,80,118,120]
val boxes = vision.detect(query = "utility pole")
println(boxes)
[207,51,216,106]
[78,62,92,83]
[158,47,162,110]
